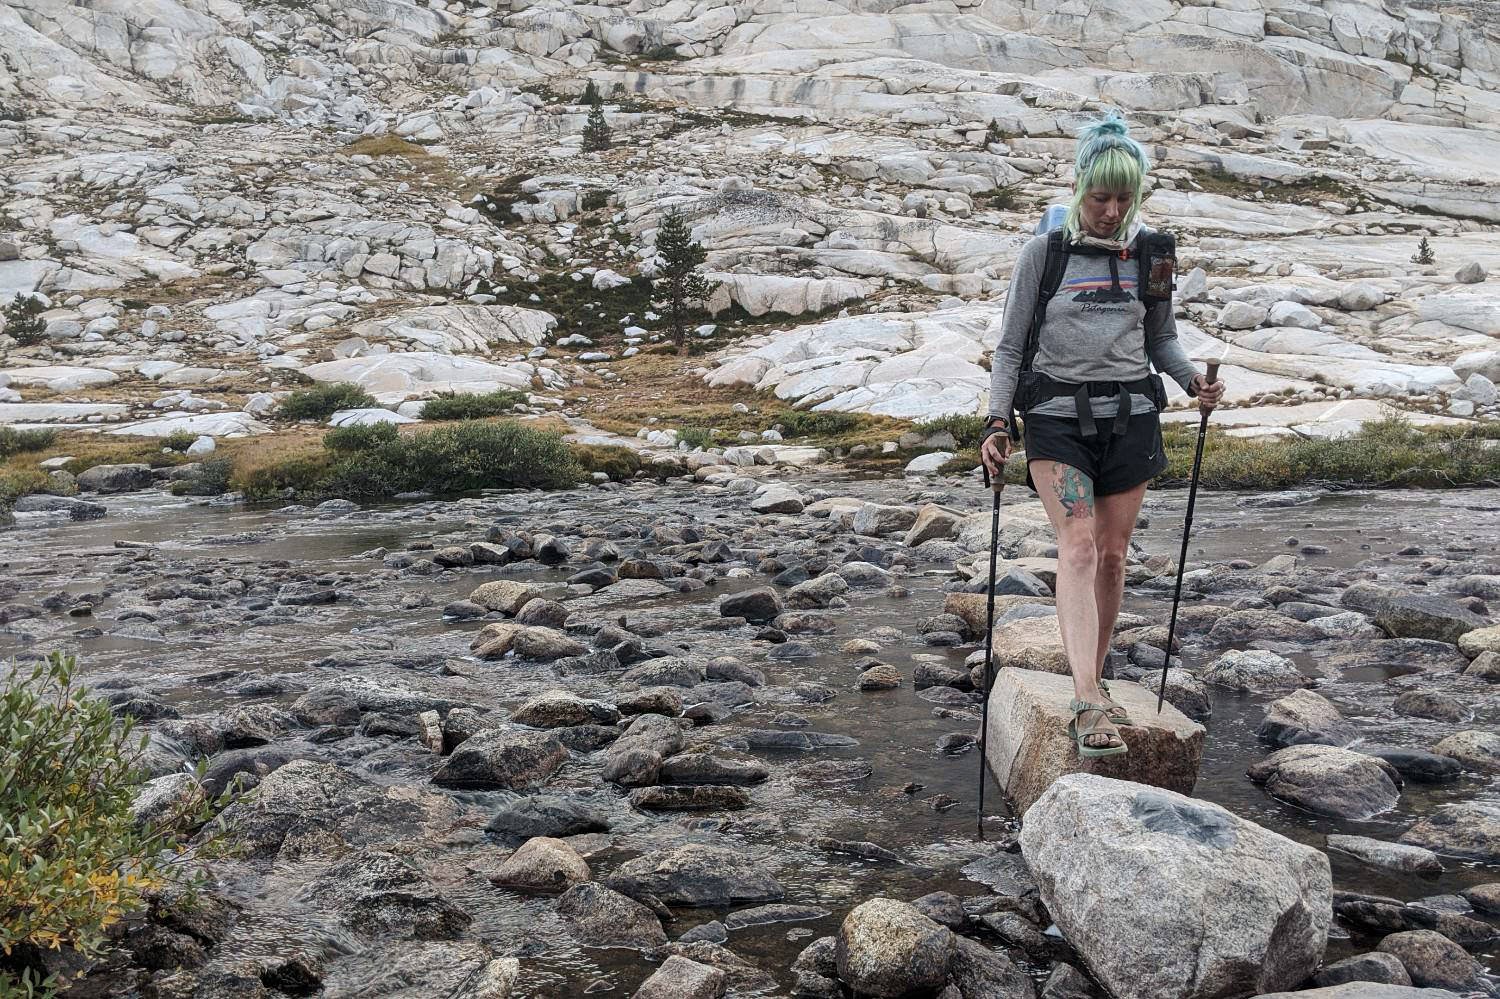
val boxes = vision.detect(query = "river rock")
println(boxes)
[489,836,590,893]
[1136,667,1212,722]
[852,502,919,537]
[751,485,804,514]
[990,615,1068,673]
[1358,746,1462,783]
[634,955,726,999]
[1021,774,1331,999]
[659,753,768,785]
[1325,835,1443,875]
[787,573,849,609]
[1313,952,1413,988]
[432,730,568,790]
[1255,986,1456,998]
[1257,689,1352,747]
[515,598,569,628]
[1465,650,1500,679]
[985,668,1205,816]
[613,844,783,906]
[1458,624,1500,658]
[1399,802,1500,862]
[469,580,540,615]
[484,794,610,846]
[297,850,471,939]
[1341,583,1488,644]
[835,898,954,997]
[1432,730,1500,773]
[628,785,750,810]
[1205,610,1320,645]
[472,958,520,998]
[511,627,587,661]
[720,587,782,623]
[472,622,522,659]
[948,935,1036,998]
[1247,745,1401,819]
[512,690,619,728]
[1376,930,1487,992]
[76,463,154,493]
[556,881,667,948]
[1202,650,1312,692]
[1462,883,1500,914]
[1391,690,1469,722]
[905,504,964,546]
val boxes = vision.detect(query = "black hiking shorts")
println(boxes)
[1022,410,1167,497]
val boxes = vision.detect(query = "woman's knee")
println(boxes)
[1058,534,1099,574]
[1095,544,1128,575]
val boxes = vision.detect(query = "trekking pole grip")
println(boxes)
[1200,361,1221,413]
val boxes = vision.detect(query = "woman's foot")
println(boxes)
[1068,699,1128,758]
[1098,679,1132,727]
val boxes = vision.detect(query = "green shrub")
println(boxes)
[581,190,611,212]
[571,444,641,481]
[912,414,987,448]
[168,456,234,497]
[420,389,528,422]
[0,653,221,997]
[0,428,55,459]
[2,296,46,348]
[161,431,196,453]
[676,427,714,450]
[277,383,376,421]
[324,422,400,452]
[1411,236,1435,266]
[775,411,864,438]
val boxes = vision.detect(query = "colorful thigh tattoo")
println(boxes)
[1052,465,1095,520]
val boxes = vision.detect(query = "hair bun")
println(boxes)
[1080,113,1130,140]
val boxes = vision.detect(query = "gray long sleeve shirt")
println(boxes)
[987,230,1200,422]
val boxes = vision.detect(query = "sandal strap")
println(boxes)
[1069,700,1124,743]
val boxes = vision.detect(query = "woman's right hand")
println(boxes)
[980,421,1012,481]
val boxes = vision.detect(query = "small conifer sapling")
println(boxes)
[654,211,718,356]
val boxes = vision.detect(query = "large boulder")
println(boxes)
[76,463,154,494]
[1021,774,1331,999]
[432,730,568,790]
[555,881,666,949]
[1376,929,1488,992]
[834,898,955,997]
[634,955,727,999]
[1399,802,1500,862]
[468,580,541,615]
[1256,689,1353,747]
[985,668,1205,816]
[1341,583,1488,644]
[489,836,589,893]
[612,844,782,906]
[1246,745,1402,819]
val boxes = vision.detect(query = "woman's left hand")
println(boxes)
[1192,373,1226,411]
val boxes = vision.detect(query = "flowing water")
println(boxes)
[3,480,1498,996]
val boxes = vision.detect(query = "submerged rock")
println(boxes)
[1247,745,1402,819]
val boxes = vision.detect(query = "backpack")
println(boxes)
[1006,208,1177,440]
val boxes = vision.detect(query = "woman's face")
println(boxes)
[1079,188,1134,238]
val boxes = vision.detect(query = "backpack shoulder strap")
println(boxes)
[1022,229,1069,373]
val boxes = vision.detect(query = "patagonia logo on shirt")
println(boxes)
[1063,273,1137,305]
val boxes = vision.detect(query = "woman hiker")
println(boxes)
[979,114,1225,759]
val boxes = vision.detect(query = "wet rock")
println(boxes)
[485,795,610,846]
[468,580,540,615]
[937,732,976,755]
[949,935,1037,998]
[787,573,850,609]
[1429,732,1500,777]
[511,627,587,662]
[912,892,966,930]
[131,773,205,827]
[629,785,750,811]
[659,753,768,786]
[472,958,520,998]
[1137,667,1212,722]
[1340,583,1487,644]
[835,898,954,997]
[1458,624,1500,658]
[720,587,783,623]
[1326,835,1443,875]
[1358,746,1462,783]
[432,730,568,790]
[1392,690,1470,722]
[1256,689,1352,747]
[613,844,783,906]
[1376,929,1486,991]
[985,668,1204,816]
[1312,951,1412,988]
[852,503,919,537]
[1332,891,1495,948]
[616,687,685,716]
[814,837,903,863]
[290,689,361,727]
[1021,774,1331,999]
[489,836,590,893]
[1399,802,1500,862]
[621,656,707,687]
[200,743,319,797]
[634,955,727,999]
[127,924,207,971]
[1040,963,1098,999]
[12,495,107,520]
[1202,650,1312,693]
[1206,610,1320,645]
[512,690,619,728]
[680,921,728,944]
[1465,650,1500,679]
[77,463,154,493]
[1248,745,1401,819]
[297,850,471,939]
[1461,883,1500,915]
[556,881,666,949]
[858,664,902,690]
[725,903,830,929]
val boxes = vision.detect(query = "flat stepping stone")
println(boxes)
[985,667,1205,816]
[724,903,830,929]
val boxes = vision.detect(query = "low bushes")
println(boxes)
[912,414,987,448]
[774,411,865,438]
[238,419,584,501]
[0,429,55,460]
[277,383,375,422]
[420,389,528,422]
[1,653,220,996]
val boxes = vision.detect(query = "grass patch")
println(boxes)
[162,430,197,453]
[492,270,656,344]
[236,419,583,502]
[0,428,56,459]
[676,427,714,450]
[571,443,643,481]
[278,383,376,421]
[344,135,431,158]
[420,389,528,421]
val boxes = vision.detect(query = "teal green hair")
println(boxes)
[1065,113,1150,242]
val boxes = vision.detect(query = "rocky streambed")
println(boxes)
[3,471,1499,998]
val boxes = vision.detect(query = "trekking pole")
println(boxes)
[976,461,1003,837]
[1157,361,1220,714]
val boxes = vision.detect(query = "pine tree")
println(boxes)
[581,103,612,153]
[581,80,601,107]
[654,211,718,356]
[2,294,45,347]
[1411,236,1435,266]
[985,118,1004,148]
